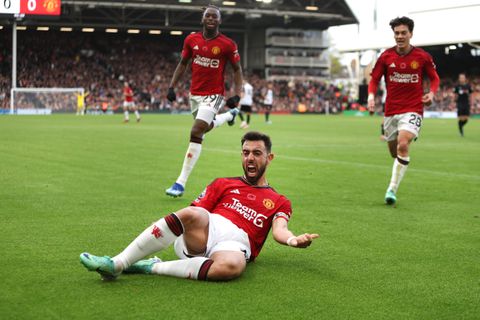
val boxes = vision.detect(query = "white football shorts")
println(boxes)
[190,94,225,124]
[123,101,135,108]
[174,213,251,261]
[383,112,423,142]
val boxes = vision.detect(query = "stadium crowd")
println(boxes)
[1,30,479,114]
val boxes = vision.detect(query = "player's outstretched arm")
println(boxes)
[272,218,319,249]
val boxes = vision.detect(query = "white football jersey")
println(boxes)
[264,89,273,105]
[239,82,253,106]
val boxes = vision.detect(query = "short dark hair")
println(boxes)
[241,131,272,153]
[202,4,221,15]
[389,16,414,32]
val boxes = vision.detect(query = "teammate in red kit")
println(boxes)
[368,16,440,205]
[166,5,243,197]
[80,131,319,281]
[122,82,140,123]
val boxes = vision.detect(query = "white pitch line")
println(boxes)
[204,147,480,181]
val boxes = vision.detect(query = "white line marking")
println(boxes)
[204,148,480,181]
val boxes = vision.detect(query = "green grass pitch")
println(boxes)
[0,114,479,319]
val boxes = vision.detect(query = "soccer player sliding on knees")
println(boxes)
[80,131,319,281]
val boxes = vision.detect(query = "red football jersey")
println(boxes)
[124,87,133,102]
[192,177,292,261]
[369,46,440,116]
[181,32,240,96]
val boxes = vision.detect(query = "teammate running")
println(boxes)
[368,16,440,205]
[165,5,243,197]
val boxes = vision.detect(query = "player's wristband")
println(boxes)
[286,236,296,247]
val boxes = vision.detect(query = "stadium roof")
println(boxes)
[3,0,358,32]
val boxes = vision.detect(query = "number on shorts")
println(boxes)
[408,114,422,127]
[4,0,11,9]
[202,95,222,111]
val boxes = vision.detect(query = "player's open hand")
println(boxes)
[422,91,434,106]
[288,233,319,248]
[167,87,176,102]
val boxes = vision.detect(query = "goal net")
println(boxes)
[10,88,85,115]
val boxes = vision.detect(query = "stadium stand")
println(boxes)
[1,29,479,115]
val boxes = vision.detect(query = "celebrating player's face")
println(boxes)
[241,140,272,185]
[202,8,221,31]
[393,24,412,50]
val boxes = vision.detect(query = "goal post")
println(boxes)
[10,87,85,115]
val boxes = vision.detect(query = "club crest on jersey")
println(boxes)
[211,46,221,55]
[263,199,275,210]
[410,60,419,69]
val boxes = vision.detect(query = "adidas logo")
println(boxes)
[193,45,199,50]
[389,62,396,68]
[230,189,240,194]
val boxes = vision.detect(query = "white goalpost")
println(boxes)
[10,87,85,115]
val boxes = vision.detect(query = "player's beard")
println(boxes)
[243,163,267,185]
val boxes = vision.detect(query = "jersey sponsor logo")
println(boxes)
[410,60,419,69]
[211,46,221,55]
[193,45,199,50]
[230,189,240,194]
[263,198,275,210]
[151,225,163,238]
[389,62,396,68]
[389,72,419,84]
[224,197,267,228]
[193,54,220,68]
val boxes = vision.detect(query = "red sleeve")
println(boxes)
[368,54,386,95]
[424,53,440,93]
[273,198,292,222]
[191,179,221,211]
[181,35,193,59]
[228,40,241,65]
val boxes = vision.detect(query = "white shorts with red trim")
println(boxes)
[174,213,251,261]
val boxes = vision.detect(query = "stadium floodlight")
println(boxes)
[127,29,140,34]
[223,1,236,6]
[10,87,85,115]
[170,30,183,35]
[305,6,318,11]
[16,26,27,30]
[0,26,3,30]
[149,30,161,35]
[82,28,95,33]
[106,28,118,33]
[178,0,192,3]
[37,27,49,31]
[60,27,73,32]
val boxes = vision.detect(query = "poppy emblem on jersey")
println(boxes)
[263,199,275,210]
[247,193,256,201]
[202,46,208,52]
[410,60,419,69]
[400,63,407,69]
[211,46,221,55]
